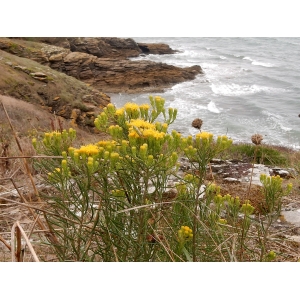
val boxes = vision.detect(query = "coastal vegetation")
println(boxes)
[0,37,299,262]
[1,95,299,262]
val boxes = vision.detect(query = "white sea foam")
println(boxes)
[252,61,274,67]
[262,111,292,132]
[211,83,285,96]
[242,56,274,67]
[219,56,227,60]
[201,62,219,69]
[207,101,221,113]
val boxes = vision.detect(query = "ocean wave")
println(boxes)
[242,56,274,67]
[262,111,292,132]
[201,63,219,69]
[207,101,221,113]
[243,56,253,62]
[210,83,284,96]
[252,61,274,67]
[219,56,227,60]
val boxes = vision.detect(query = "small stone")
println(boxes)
[223,177,241,183]
[30,72,47,78]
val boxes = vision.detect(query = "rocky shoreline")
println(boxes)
[0,37,203,94]
[0,37,203,128]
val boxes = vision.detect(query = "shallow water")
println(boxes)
[110,37,300,149]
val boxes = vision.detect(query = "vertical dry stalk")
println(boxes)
[11,221,39,262]
[247,145,258,198]
[0,99,60,248]
[1,100,39,203]
[16,226,22,262]
[247,134,263,198]
[0,233,11,251]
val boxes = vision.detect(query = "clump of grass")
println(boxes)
[221,143,289,166]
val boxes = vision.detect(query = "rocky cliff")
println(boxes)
[0,37,203,93]
[0,37,203,128]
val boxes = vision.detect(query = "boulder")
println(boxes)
[137,43,178,55]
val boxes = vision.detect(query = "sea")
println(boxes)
[109,37,300,150]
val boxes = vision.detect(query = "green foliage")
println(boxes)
[223,143,288,166]
[31,96,292,262]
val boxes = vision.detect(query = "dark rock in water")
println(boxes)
[137,42,178,55]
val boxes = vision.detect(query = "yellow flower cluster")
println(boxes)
[97,140,117,149]
[241,200,255,215]
[127,119,166,141]
[142,129,165,140]
[45,131,61,138]
[76,144,100,156]
[139,104,150,110]
[127,119,156,130]
[178,226,193,243]
[266,250,276,261]
[218,219,227,225]
[124,102,139,112]
[115,108,125,116]
[196,131,213,140]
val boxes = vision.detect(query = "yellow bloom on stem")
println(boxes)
[77,144,99,156]
[178,226,193,243]
[128,119,155,130]
[142,129,165,140]
[196,131,213,140]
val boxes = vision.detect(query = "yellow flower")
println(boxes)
[218,219,227,225]
[97,140,116,149]
[128,131,140,139]
[139,104,150,110]
[125,102,139,110]
[178,226,193,243]
[124,102,140,115]
[142,129,165,140]
[241,200,255,215]
[77,144,99,156]
[115,108,125,116]
[196,131,213,140]
[128,119,155,130]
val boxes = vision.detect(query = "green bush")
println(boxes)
[31,96,292,262]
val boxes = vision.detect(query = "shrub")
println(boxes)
[31,96,292,261]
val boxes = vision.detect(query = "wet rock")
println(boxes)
[281,210,300,227]
[210,158,226,164]
[271,167,291,178]
[137,43,178,55]
[223,177,241,183]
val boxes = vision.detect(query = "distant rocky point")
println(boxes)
[0,37,203,129]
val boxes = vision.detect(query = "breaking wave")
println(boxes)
[211,83,285,96]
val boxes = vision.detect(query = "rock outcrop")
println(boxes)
[0,37,203,128]
[24,37,178,57]
[0,38,203,93]
[137,42,178,55]
[0,49,110,128]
